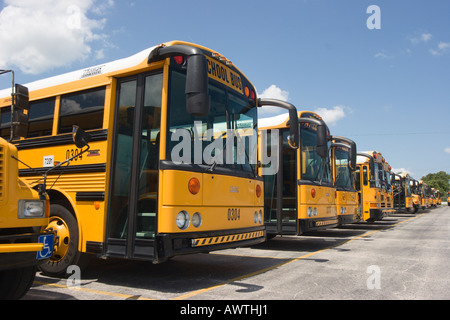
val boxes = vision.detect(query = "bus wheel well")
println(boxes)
[47,190,76,217]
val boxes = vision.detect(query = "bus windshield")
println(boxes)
[167,70,257,175]
[405,177,412,196]
[335,147,354,190]
[300,125,331,184]
[371,163,382,189]
[384,169,392,192]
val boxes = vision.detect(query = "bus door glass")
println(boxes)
[106,72,163,259]
[264,129,297,234]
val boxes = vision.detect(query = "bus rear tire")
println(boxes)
[39,204,91,277]
[0,266,36,300]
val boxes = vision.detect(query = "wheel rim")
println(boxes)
[47,216,71,262]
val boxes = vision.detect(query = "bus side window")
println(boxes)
[354,167,361,191]
[59,86,106,134]
[27,97,55,138]
[363,166,368,186]
[0,107,11,139]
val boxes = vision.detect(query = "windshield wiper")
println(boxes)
[207,161,217,172]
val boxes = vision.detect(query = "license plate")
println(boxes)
[36,234,54,260]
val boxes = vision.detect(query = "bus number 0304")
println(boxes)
[228,208,240,221]
[66,148,83,161]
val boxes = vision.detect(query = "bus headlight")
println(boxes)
[18,200,46,218]
[313,208,317,216]
[254,210,263,224]
[176,210,190,230]
[192,212,202,228]
[308,207,313,217]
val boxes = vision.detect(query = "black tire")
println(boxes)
[0,266,37,300]
[38,204,91,277]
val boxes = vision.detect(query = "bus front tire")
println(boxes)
[0,266,37,300]
[39,204,91,277]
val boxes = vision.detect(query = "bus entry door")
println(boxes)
[106,73,163,260]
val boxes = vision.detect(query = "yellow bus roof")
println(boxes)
[258,110,322,130]
[1,40,253,105]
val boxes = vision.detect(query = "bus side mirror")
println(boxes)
[287,108,299,149]
[257,98,299,149]
[12,84,29,138]
[14,84,29,110]
[148,45,210,117]
[316,124,328,158]
[72,125,91,149]
[349,142,357,171]
[185,54,210,116]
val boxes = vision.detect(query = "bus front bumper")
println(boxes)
[0,231,55,271]
[154,226,266,263]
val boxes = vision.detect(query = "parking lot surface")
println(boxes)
[24,206,450,302]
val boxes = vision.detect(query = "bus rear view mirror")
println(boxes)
[316,124,328,159]
[148,44,210,117]
[14,84,29,110]
[72,125,91,149]
[185,54,210,116]
[332,136,357,170]
[257,98,299,149]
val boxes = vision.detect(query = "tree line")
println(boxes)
[421,171,450,200]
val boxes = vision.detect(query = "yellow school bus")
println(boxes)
[0,76,53,299]
[392,173,413,212]
[355,151,393,222]
[0,41,291,275]
[0,137,53,299]
[331,136,359,224]
[410,178,422,213]
[434,190,441,206]
[430,188,440,207]
[259,110,337,237]
[447,191,450,206]
[420,181,432,209]
[382,161,394,212]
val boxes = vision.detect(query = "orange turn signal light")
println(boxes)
[188,177,200,195]
[256,184,262,198]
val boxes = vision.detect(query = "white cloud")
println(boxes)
[374,50,392,59]
[429,42,450,56]
[0,0,114,74]
[258,84,290,118]
[374,51,388,59]
[392,167,414,176]
[430,42,450,56]
[438,42,450,50]
[420,33,432,42]
[313,105,347,127]
[256,85,348,127]
[410,33,432,44]
[259,84,289,101]
[444,147,450,154]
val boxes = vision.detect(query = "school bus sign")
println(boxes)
[206,56,243,94]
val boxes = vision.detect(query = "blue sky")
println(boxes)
[0,0,449,179]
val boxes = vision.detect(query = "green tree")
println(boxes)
[421,171,450,200]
